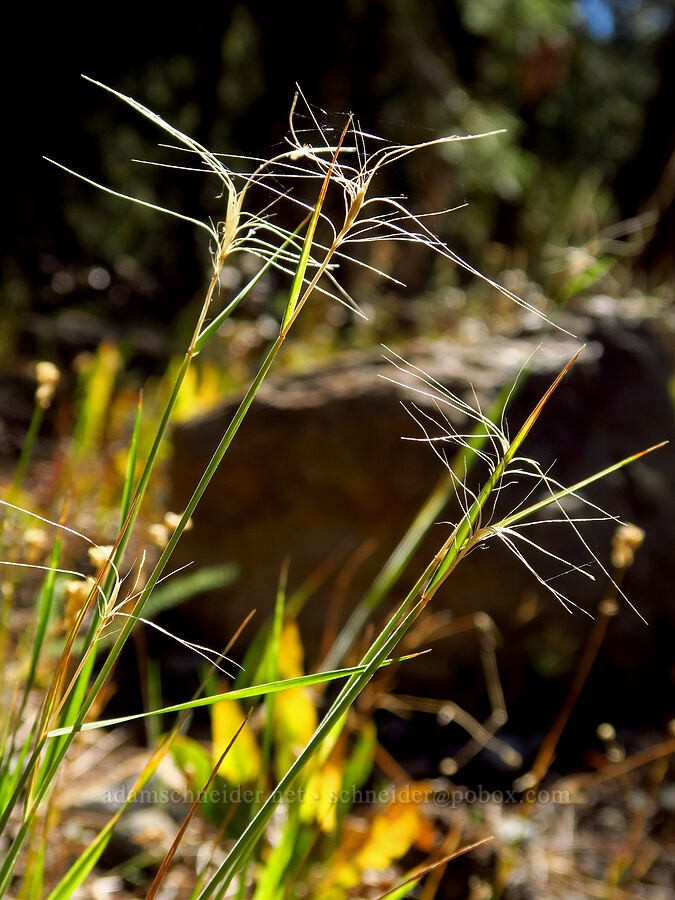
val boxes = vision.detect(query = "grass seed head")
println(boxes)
[610,522,645,569]
[148,523,169,549]
[35,360,60,409]
[88,544,114,572]
[164,511,192,533]
[23,528,49,564]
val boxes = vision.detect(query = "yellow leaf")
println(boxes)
[301,741,345,833]
[74,341,122,454]
[174,360,227,423]
[322,783,437,894]
[356,801,423,870]
[211,697,261,783]
[273,687,317,776]
[277,621,305,679]
[273,621,317,775]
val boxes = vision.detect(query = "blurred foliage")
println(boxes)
[166,610,441,900]
[1,0,673,378]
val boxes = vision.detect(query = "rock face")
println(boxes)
[169,315,674,730]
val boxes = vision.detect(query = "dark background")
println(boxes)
[2,1,674,372]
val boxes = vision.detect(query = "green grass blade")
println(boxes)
[119,389,143,528]
[425,347,584,594]
[497,441,668,530]
[195,222,308,352]
[11,531,63,738]
[235,562,335,691]
[0,694,20,808]
[0,528,63,814]
[251,802,300,900]
[42,358,195,787]
[0,818,31,896]
[46,654,419,738]
[558,256,613,303]
[280,117,350,331]
[45,739,172,900]
[145,657,163,747]
[72,338,282,724]
[323,377,518,671]
[8,404,44,501]
[23,94,335,844]
[281,202,322,331]
[22,837,44,900]
[261,563,288,780]
[45,825,114,900]
[196,585,432,898]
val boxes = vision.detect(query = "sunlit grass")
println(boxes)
[0,80,667,899]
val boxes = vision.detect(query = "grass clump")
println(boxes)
[0,80,668,899]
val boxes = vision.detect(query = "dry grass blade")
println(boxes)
[145,710,253,900]
[560,736,675,793]
[371,836,494,900]
[224,608,257,657]
[505,344,585,466]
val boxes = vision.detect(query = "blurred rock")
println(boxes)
[169,314,675,734]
